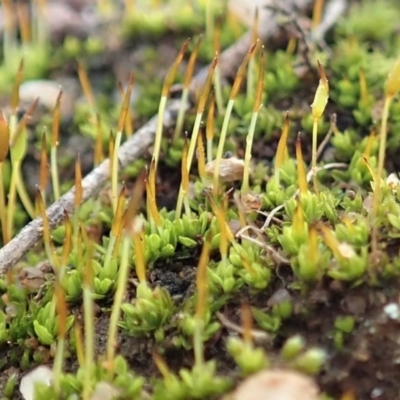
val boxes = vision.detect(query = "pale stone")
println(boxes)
[20,365,53,400]
[231,369,320,400]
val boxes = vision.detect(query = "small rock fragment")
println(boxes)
[337,242,356,259]
[342,295,366,316]
[89,381,121,400]
[20,365,53,400]
[18,261,54,291]
[362,194,374,213]
[205,157,245,183]
[19,79,76,121]
[384,303,400,320]
[240,192,262,212]
[386,172,400,193]
[231,369,320,400]
[18,266,47,291]
[228,219,242,236]
[267,288,291,307]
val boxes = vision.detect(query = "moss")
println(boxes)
[335,0,399,43]
[2,1,400,399]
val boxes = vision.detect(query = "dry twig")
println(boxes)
[0,103,181,274]
[216,311,270,343]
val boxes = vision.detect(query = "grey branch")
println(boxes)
[0,103,181,275]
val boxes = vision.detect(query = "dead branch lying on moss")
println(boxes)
[0,101,183,275]
[0,0,317,275]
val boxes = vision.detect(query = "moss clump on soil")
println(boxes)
[2,0,400,399]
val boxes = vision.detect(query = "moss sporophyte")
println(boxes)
[2,0,400,399]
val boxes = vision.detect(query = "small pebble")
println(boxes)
[337,242,356,258]
[267,288,291,307]
[240,192,262,212]
[231,369,320,400]
[383,303,400,320]
[205,157,245,183]
[342,295,366,316]
[20,365,53,400]
[371,387,384,399]
[89,382,121,400]
[19,79,76,121]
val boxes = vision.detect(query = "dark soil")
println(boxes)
[2,254,400,399]
[70,271,400,399]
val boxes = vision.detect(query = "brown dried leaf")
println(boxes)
[240,192,262,212]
